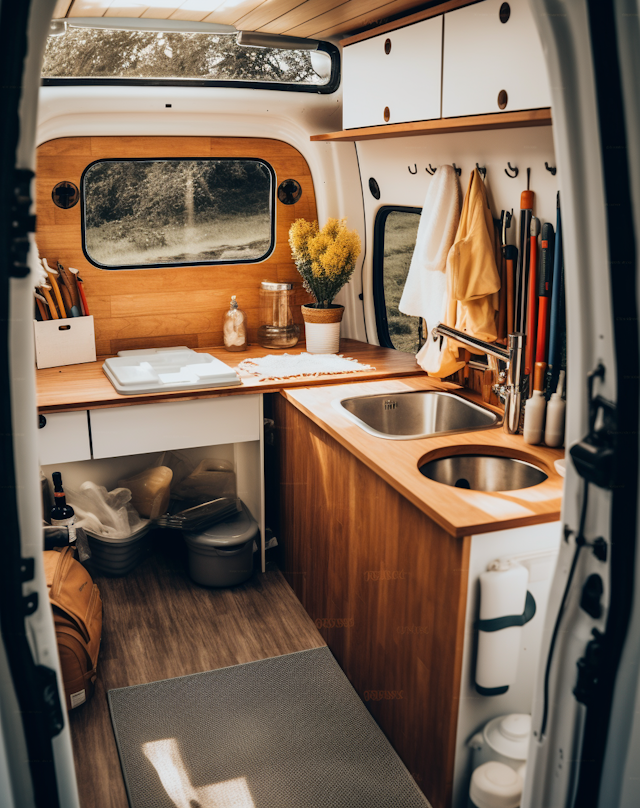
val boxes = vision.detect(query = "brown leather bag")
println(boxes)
[44,546,103,711]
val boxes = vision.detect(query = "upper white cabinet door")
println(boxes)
[89,395,261,459]
[342,16,443,129]
[442,0,551,118]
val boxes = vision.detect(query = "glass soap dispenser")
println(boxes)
[223,295,247,352]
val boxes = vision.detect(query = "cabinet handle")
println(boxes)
[498,90,508,110]
[384,38,391,54]
[499,2,510,23]
[384,106,390,122]
[39,414,46,429]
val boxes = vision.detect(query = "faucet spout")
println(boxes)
[431,324,525,434]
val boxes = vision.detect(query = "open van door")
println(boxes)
[0,1,79,806]
[524,1,640,806]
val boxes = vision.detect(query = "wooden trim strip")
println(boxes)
[310,108,552,142]
[339,0,480,46]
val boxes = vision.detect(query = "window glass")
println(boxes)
[82,159,274,269]
[374,208,422,353]
[42,29,334,87]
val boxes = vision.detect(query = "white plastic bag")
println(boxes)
[66,481,148,539]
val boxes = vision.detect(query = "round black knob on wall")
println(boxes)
[499,2,511,23]
[498,90,508,110]
[383,107,390,122]
[369,178,381,200]
[384,38,392,55]
[277,179,302,205]
[39,414,46,429]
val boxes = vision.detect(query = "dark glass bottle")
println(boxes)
[50,471,76,542]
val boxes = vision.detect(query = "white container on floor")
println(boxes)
[469,761,523,808]
[470,714,532,772]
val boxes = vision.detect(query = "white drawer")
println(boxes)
[442,0,551,118]
[343,16,443,129]
[38,410,92,465]
[89,395,261,459]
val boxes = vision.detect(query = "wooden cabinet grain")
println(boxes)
[273,395,470,808]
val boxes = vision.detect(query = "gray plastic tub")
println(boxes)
[85,523,152,576]
[183,501,258,587]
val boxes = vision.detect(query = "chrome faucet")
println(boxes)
[431,324,525,434]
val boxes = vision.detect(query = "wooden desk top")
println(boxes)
[282,376,564,538]
[36,340,420,413]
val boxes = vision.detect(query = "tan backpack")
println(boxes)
[43,546,103,711]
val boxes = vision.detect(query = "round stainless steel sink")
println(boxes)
[419,454,548,492]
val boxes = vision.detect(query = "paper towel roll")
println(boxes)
[475,559,529,695]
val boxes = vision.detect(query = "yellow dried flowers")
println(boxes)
[289,217,361,308]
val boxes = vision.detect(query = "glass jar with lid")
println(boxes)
[258,281,300,349]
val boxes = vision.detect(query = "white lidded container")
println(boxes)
[469,713,532,772]
[183,501,258,587]
[469,761,523,808]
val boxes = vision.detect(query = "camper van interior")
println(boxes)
[1,1,640,808]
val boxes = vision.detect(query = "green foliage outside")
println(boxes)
[42,29,325,84]
[84,159,272,267]
[383,211,422,354]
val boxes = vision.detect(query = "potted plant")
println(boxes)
[289,217,361,354]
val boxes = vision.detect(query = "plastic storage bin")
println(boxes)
[183,501,258,587]
[85,523,152,576]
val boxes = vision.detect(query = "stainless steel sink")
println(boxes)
[335,390,499,440]
[419,455,548,491]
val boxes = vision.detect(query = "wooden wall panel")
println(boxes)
[36,137,316,356]
[273,394,471,808]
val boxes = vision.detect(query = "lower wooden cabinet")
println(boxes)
[273,395,470,808]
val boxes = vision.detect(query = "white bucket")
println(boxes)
[304,321,341,354]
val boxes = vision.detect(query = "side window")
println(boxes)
[373,207,422,353]
[82,158,275,270]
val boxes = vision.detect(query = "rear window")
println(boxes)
[42,28,337,92]
[373,207,423,353]
[82,158,274,270]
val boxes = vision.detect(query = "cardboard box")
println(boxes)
[34,316,96,369]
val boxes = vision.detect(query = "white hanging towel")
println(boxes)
[398,165,462,333]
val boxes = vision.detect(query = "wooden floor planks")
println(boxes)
[68,536,325,808]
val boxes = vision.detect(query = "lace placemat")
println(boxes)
[238,352,375,381]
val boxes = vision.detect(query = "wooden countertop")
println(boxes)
[36,340,420,413]
[281,376,564,538]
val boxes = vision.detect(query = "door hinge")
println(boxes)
[10,168,36,278]
[36,666,65,738]
[23,591,38,616]
[20,557,34,582]
[574,628,605,706]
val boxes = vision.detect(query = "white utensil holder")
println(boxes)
[34,316,96,369]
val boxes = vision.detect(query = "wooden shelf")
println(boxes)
[310,108,552,143]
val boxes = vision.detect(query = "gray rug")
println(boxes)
[108,646,431,808]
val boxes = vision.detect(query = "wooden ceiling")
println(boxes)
[52,0,435,41]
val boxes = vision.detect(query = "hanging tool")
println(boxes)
[535,221,556,376]
[525,216,541,377]
[499,210,514,339]
[515,168,534,333]
[546,193,564,397]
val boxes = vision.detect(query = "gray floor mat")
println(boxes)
[108,646,431,808]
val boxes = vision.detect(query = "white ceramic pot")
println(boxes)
[304,321,341,354]
[301,304,344,354]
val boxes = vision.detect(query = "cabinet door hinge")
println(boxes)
[10,168,36,278]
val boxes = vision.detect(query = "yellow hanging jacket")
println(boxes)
[421,168,501,378]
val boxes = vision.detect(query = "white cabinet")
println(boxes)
[89,395,261,459]
[442,0,551,118]
[38,410,92,465]
[342,16,443,129]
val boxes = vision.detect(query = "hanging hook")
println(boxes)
[476,163,487,179]
[426,164,437,175]
[504,162,519,178]
[545,161,557,176]
[452,163,461,176]
[408,164,418,175]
